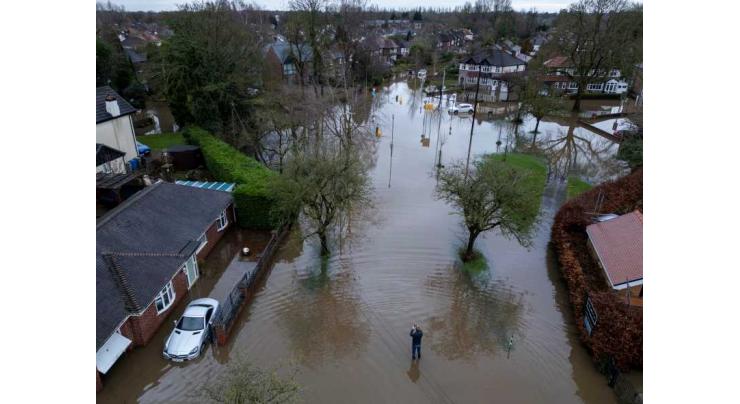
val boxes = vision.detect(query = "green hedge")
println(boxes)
[184,127,277,229]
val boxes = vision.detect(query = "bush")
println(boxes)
[185,127,277,229]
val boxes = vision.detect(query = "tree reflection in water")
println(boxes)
[526,118,626,184]
[278,258,369,367]
[426,266,525,361]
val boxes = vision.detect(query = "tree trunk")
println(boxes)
[572,86,583,112]
[463,230,479,262]
[534,117,541,133]
[319,232,330,256]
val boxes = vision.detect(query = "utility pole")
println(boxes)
[388,114,394,188]
[464,64,482,180]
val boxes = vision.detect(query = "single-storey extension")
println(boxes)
[586,210,643,296]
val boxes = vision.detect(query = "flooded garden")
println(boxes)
[98,82,630,403]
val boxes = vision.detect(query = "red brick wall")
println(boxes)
[125,270,189,347]
[196,203,234,261]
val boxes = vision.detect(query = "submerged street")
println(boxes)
[98,82,628,403]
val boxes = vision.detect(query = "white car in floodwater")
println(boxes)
[163,298,219,362]
[449,103,474,114]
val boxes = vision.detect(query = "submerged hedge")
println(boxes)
[184,127,277,229]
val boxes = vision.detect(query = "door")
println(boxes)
[184,255,200,289]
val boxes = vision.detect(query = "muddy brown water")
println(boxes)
[98,82,629,403]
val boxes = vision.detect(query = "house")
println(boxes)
[264,40,313,82]
[586,211,643,300]
[96,181,235,391]
[362,35,399,64]
[458,49,527,101]
[397,40,410,57]
[96,144,126,174]
[531,32,548,53]
[97,86,139,163]
[543,56,629,95]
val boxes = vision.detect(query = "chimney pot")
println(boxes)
[105,94,121,117]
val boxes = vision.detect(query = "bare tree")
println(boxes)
[202,354,300,403]
[547,0,642,111]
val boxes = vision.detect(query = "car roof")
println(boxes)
[183,305,210,317]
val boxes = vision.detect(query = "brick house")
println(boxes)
[96,181,235,391]
[586,211,643,304]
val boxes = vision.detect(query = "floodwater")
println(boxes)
[98,82,626,403]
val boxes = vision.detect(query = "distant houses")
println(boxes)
[96,181,235,391]
[543,56,630,95]
[458,49,527,101]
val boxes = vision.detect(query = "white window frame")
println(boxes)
[155,281,176,314]
[196,232,208,254]
[217,210,229,231]
[182,254,200,289]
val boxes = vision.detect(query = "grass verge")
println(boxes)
[567,176,592,199]
[136,132,186,151]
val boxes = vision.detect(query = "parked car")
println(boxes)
[163,298,220,362]
[449,103,474,114]
[136,141,151,156]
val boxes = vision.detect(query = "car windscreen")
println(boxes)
[177,316,204,331]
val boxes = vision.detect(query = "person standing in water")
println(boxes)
[410,324,423,360]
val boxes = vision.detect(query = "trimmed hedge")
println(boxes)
[551,169,643,371]
[184,127,277,229]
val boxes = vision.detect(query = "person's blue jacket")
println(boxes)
[410,328,423,345]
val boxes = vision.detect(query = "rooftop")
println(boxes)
[96,86,137,124]
[96,182,233,349]
[586,211,643,289]
[463,49,527,67]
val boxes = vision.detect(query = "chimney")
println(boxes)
[105,95,120,117]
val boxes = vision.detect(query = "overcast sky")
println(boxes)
[111,0,640,13]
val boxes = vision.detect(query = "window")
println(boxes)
[196,232,207,254]
[217,210,229,231]
[176,316,205,331]
[155,282,176,314]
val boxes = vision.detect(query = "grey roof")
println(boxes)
[96,143,125,166]
[96,86,137,124]
[464,49,527,67]
[266,41,313,64]
[124,48,147,64]
[96,182,233,349]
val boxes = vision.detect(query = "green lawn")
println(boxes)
[567,176,592,199]
[489,152,548,214]
[136,132,186,151]
[491,152,547,186]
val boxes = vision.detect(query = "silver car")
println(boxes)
[163,298,219,362]
[449,103,474,114]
